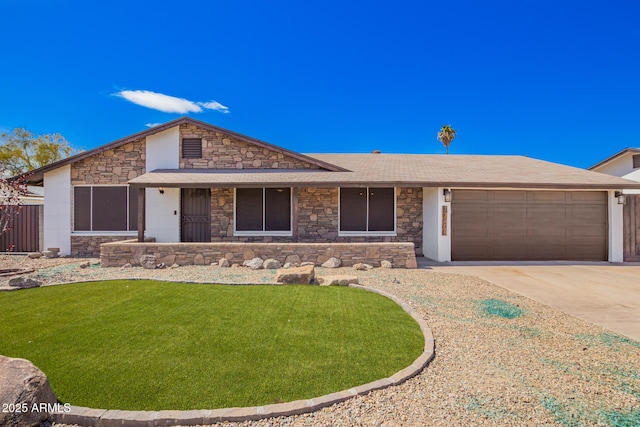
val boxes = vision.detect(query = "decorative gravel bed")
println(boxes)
[1,255,639,426]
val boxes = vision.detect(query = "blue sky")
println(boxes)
[1,0,638,168]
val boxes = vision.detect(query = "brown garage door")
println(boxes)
[451,190,607,261]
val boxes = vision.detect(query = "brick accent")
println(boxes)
[72,235,134,257]
[100,241,417,269]
[179,124,320,170]
[71,138,146,185]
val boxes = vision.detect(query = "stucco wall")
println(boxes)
[43,165,71,255]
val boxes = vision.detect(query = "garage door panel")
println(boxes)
[452,190,607,261]
[529,191,566,203]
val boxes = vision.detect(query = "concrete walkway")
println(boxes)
[419,259,640,341]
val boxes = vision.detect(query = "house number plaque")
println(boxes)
[442,206,448,236]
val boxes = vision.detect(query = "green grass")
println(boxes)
[0,280,423,410]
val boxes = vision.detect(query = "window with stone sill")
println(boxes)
[73,186,137,232]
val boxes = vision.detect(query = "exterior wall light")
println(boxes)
[443,188,452,203]
[615,191,626,205]
[158,187,165,195]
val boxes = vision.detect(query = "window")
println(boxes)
[633,154,640,169]
[339,187,395,234]
[235,188,291,234]
[73,186,138,232]
[182,138,202,159]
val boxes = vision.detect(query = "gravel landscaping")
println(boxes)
[1,254,639,426]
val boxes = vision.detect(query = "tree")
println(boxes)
[437,124,457,155]
[0,128,78,175]
[0,164,28,237]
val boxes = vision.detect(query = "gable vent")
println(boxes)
[182,138,202,159]
[633,154,640,169]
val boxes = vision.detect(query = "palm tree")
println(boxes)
[437,125,457,155]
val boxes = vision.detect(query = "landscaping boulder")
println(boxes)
[121,263,132,269]
[8,277,42,289]
[321,257,341,268]
[169,263,179,269]
[353,263,374,271]
[140,255,157,269]
[0,356,57,427]
[300,261,315,267]
[27,253,42,259]
[283,262,292,269]
[381,260,393,268]
[317,275,359,286]
[243,257,264,270]
[263,258,282,269]
[79,262,90,269]
[218,258,230,268]
[275,265,315,284]
[284,254,301,265]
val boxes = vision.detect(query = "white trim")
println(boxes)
[338,187,397,236]
[233,187,293,236]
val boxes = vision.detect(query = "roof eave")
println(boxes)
[588,148,640,170]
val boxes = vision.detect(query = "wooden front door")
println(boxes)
[180,189,211,242]
[623,194,640,261]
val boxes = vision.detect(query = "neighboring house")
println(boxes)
[589,149,640,261]
[24,117,640,265]
[0,186,44,252]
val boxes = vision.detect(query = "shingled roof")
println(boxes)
[129,153,640,190]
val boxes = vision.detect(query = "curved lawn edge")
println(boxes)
[51,283,435,427]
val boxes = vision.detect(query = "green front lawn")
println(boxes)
[0,280,423,410]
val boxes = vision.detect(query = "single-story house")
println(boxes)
[24,117,640,266]
[589,149,640,261]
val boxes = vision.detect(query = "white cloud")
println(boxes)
[115,90,230,114]
[145,123,162,128]
[198,100,230,114]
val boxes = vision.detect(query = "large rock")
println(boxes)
[139,254,157,269]
[275,265,315,284]
[381,260,393,268]
[353,263,374,271]
[27,253,42,259]
[243,257,264,270]
[317,275,359,286]
[8,277,42,289]
[284,254,301,265]
[263,258,282,270]
[321,257,341,268]
[0,356,57,427]
[218,258,230,268]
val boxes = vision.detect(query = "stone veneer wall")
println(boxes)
[207,187,423,254]
[100,241,417,268]
[72,235,134,257]
[71,138,146,185]
[179,124,320,170]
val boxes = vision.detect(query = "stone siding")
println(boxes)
[206,187,423,254]
[72,235,134,257]
[179,124,320,170]
[71,138,145,185]
[100,241,417,269]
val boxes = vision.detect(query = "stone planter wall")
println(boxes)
[100,241,417,269]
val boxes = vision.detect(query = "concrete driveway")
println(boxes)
[420,260,640,341]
